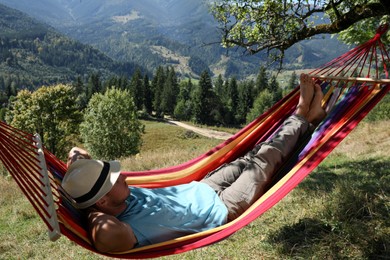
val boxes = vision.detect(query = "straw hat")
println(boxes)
[62,159,121,209]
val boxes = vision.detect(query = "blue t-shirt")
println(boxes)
[116,181,228,247]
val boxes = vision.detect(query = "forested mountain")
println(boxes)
[0,4,139,89]
[0,0,350,79]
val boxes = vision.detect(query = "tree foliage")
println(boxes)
[5,84,82,157]
[192,71,217,125]
[130,68,144,110]
[246,89,275,123]
[210,0,389,63]
[161,67,179,115]
[152,66,166,118]
[174,79,194,121]
[80,88,144,160]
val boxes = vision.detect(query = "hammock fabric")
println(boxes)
[0,25,389,259]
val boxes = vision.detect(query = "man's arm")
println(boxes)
[88,210,137,253]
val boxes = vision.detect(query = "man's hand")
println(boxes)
[67,147,91,167]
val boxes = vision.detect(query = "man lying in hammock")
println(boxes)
[61,73,326,253]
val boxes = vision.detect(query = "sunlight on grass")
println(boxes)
[121,120,221,171]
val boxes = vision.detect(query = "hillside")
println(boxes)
[0,0,350,79]
[0,118,388,259]
[0,4,139,89]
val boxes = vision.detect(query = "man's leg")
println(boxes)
[202,115,310,220]
[201,74,326,221]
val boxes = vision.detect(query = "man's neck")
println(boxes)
[95,201,127,216]
[106,202,127,216]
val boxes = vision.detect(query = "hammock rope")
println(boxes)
[0,25,388,258]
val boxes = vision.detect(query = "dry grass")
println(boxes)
[330,120,390,159]
[121,120,222,171]
[0,119,388,259]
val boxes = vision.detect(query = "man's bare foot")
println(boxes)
[306,83,327,126]
[296,73,315,118]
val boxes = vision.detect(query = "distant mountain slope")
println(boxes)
[0,0,213,28]
[0,0,350,79]
[0,4,139,88]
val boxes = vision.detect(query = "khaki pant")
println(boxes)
[201,115,309,221]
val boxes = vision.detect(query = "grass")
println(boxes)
[0,119,389,259]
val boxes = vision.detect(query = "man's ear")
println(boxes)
[95,196,108,209]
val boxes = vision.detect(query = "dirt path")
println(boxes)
[166,119,234,140]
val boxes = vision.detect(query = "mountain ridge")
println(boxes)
[0,3,139,88]
[0,0,350,79]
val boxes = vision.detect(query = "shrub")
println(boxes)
[80,88,144,160]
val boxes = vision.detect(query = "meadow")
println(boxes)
[0,119,389,259]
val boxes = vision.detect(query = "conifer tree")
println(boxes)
[104,76,118,90]
[236,80,254,124]
[214,74,225,99]
[228,77,238,112]
[192,71,214,125]
[73,76,88,110]
[73,76,84,95]
[143,74,153,115]
[174,79,193,121]
[87,73,102,100]
[119,76,129,90]
[255,66,268,95]
[224,77,238,125]
[161,67,179,115]
[4,79,17,99]
[211,74,229,125]
[130,68,144,110]
[269,75,283,103]
[287,71,298,91]
[152,66,165,118]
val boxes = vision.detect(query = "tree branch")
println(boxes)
[221,1,389,55]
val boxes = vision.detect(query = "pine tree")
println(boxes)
[73,76,88,110]
[192,71,214,125]
[87,73,102,99]
[228,77,238,112]
[224,77,238,125]
[104,76,118,90]
[287,71,298,91]
[255,66,268,95]
[214,74,224,99]
[143,74,153,115]
[130,68,144,110]
[0,76,4,92]
[174,79,193,120]
[4,80,12,99]
[236,80,254,124]
[73,76,84,95]
[161,67,179,115]
[119,76,129,90]
[152,66,166,118]
[269,75,283,103]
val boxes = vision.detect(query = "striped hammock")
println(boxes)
[0,25,389,259]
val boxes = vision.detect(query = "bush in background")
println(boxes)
[80,88,144,160]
